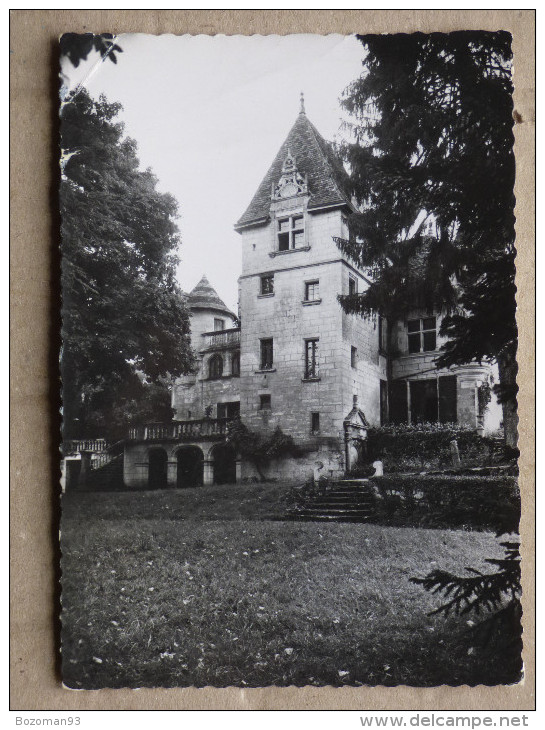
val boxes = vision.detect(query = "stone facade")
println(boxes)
[122,103,500,489]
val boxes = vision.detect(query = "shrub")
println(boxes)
[366,423,513,471]
[370,473,520,532]
[227,419,304,482]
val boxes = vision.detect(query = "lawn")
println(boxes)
[61,485,521,688]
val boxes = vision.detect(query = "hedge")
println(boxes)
[369,473,520,532]
[365,423,513,471]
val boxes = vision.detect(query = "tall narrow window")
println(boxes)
[348,275,357,296]
[380,379,388,425]
[304,339,319,379]
[389,380,408,424]
[408,317,437,353]
[260,274,274,295]
[260,338,273,370]
[351,346,357,368]
[311,412,320,433]
[277,214,305,251]
[438,375,457,424]
[231,351,240,377]
[208,354,223,379]
[410,379,439,423]
[304,280,320,302]
[378,315,388,353]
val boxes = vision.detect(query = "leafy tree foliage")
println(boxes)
[60,89,193,440]
[336,32,517,444]
[60,33,122,67]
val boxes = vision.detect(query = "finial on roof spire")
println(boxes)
[299,91,305,115]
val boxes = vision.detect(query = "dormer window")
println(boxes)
[278,215,304,251]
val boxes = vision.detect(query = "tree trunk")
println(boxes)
[497,349,518,449]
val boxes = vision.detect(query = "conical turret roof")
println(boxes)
[187,275,235,318]
[235,107,355,230]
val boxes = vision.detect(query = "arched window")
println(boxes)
[231,351,240,377]
[208,354,223,379]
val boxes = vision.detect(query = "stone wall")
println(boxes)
[238,207,379,452]
[240,440,345,483]
[339,267,387,427]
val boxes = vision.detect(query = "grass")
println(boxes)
[61,485,521,689]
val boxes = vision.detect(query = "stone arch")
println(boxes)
[210,442,237,485]
[175,445,204,488]
[148,447,168,490]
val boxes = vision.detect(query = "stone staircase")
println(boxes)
[287,479,376,523]
[85,453,124,491]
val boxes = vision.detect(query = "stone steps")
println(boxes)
[85,454,124,491]
[287,479,377,523]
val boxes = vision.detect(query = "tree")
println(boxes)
[336,32,517,446]
[60,33,122,68]
[60,89,193,440]
[411,538,522,684]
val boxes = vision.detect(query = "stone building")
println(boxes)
[122,99,499,489]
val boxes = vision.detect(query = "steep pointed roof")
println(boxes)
[235,108,355,230]
[187,275,235,318]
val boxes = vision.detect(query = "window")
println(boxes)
[378,315,388,353]
[277,214,304,251]
[380,380,388,426]
[217,402,240,419]
[304,280,320,302]
[389,380,408,424]
[351,346,357,368]
[408,317,437,353]
[410,380,439,423]
[348,275,358,296]
[208,354,223,379]
[260,338,274,370]
[259,394,271,410]
[311,412,320,433]
[304,338,319,379]
[438,375,457,423]
[214,318,225,331]
[231,351,240,377]
[388,376,457,425]
[260,274,274,295]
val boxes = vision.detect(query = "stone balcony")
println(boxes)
[200,327,241,352]
[128,418,230,442]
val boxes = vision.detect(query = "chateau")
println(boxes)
[121,100,498,489]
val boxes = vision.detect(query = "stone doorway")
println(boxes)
[148,448,168,490]
[211,442,237,485]
[176,446,204,488]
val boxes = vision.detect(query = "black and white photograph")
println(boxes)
[58,30,522,690]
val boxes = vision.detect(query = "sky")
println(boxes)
[61,34,365,312]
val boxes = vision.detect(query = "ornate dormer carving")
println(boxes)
[272,148,308,200]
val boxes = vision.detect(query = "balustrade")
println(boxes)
[63,438,107,455]
[201,327,240,351]
[128,418,229,442]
